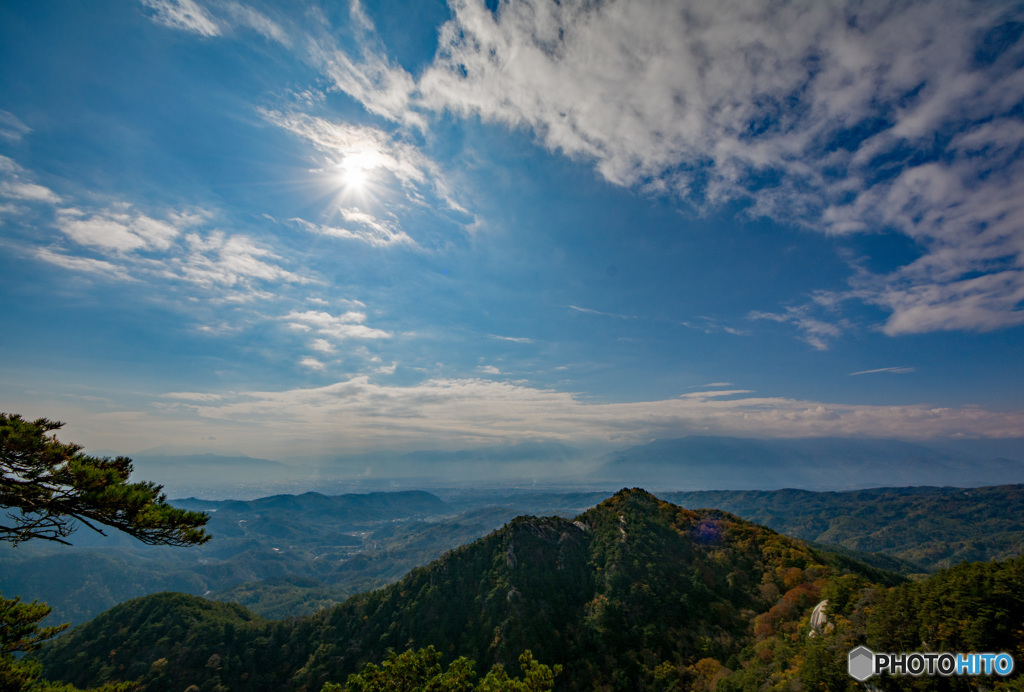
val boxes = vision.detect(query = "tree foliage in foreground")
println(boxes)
[1,412,211,691]
[321,646,561,692]
[0,595,133,692]
[0,413,210,547]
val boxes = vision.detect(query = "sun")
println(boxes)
[340,164,369,191]
[335,153,380,195]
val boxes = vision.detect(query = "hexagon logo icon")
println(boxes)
[848,645,875,681]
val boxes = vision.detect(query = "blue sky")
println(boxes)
[1,0,1023,460]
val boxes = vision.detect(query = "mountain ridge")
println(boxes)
[36,488,907,691]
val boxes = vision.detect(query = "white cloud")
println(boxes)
[411,0,1024,339]
[0,181,61,204]
[25,191,310,299]
[0,156,60,204]
[57,209,180,252]
[477,365,501,375]
[177,231,309,289]
[311,338,334,353]
[195,321,243,336]
[141,0,292,46]
[91,1,1024,343]
[299,356,326,371]
[1,158,305,299]
[284,309,391,341]
[875,271,1024,335]
[139,377,1024,455]
[375,361,397,375]
[140,0,221,37]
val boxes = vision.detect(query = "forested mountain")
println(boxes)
[664,484,1024,570]
[6,484,1024,634]
[37,489,914,691]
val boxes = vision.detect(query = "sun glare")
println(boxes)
[335,153,380,195]
[341,164,369,191]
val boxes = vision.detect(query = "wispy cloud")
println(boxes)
[749,306,846,351]
[222,2,290,46]
[5,157,313,305]
[0,111,31,142]
[304,1,423,130]
[0,155,61,204]
[260,111,424,184]
[34,248,134,281]
[175,231,309,290]
[681,317,749,336]
[568,305,746,336]
[291,211,415,248]
[11,185,401,375]
[140,0,220,37]
[140,0,292,45]
[567,304,638,319]
[850,367,916,376]
[488,334,535,344]
[40,222,310,296]
[678,389,755,400]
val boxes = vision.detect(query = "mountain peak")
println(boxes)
[595,486,663,509]
[38,490,903,692]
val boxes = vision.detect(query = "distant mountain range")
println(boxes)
[34,489,1024,692]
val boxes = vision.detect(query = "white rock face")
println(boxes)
[808,599,832,637]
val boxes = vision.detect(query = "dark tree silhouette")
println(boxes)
[0,412,210,546]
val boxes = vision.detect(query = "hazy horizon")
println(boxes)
[107,434,1024,501]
